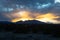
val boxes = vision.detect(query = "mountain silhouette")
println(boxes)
[16,20,47,24]
[0,20,48,24]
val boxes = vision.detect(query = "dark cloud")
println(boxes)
[0,13,11,21]
[0,0,60,22]
[0,0,54,6]
[55,18,60,21]
[49,3,60,16]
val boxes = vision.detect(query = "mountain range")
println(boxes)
[0,20,48,24]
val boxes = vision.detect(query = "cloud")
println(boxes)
[0,13,11,21]
[0,0,60,22]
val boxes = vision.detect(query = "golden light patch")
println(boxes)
[36,13,59,23]
[11,11,33,22]
[11,11,60,24]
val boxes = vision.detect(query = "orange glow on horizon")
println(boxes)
[11,11,33,22]
[11,11,60,24]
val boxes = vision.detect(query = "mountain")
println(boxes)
[16,20,47,24]
[0,20,50,24]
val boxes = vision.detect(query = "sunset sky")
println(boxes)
[0,0,60,24]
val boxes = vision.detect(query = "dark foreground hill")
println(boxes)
[0,20,60,37]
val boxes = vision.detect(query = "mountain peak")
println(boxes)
[16,20,47,24]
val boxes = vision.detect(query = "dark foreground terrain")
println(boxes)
[0,20,60,40]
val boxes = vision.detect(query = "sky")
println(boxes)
[0,0,60,23]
